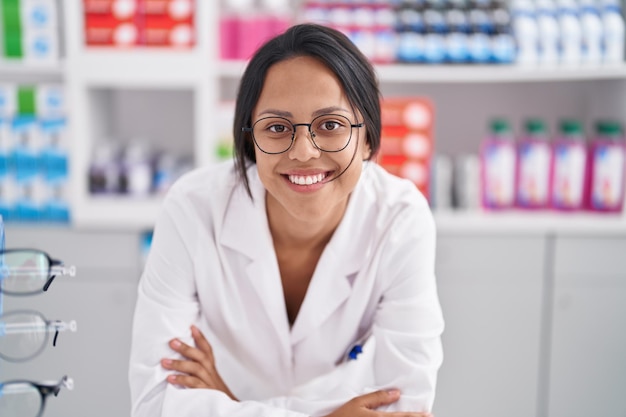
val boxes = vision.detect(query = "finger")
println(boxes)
[351,389,401,410]
[191,325,215,362]
[166,373,209,389]
[385,412,432,417]
[161,358,210,381]
[169,338,209,364]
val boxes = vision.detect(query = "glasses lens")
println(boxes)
[311,114,353,152]
[252,117,294,154]
[0,382,42,417]
[0,311,47,362]
[0,251,50,295]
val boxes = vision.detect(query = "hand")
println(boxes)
[323,390,433,417]
[161,325,238,401]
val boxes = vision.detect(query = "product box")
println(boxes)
[21,0,58,30]
[142,16,194,47]
[0,84,17,118]
[22,28,59,64]
[378,97,434,200]
[84,0,140,46]
[36,84,66,118]
[140,0,193,20]
[83,0,138,17]
[141,0,194,47]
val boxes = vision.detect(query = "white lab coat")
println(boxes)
[129,160,444,417]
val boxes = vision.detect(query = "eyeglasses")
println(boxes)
[0,310,77,362]
[0,375,73,417]
[0,249,76,296]
[242,113,364,154]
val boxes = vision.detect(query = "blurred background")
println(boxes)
[0,0,625,416]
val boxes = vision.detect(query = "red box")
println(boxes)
[143,16,194,47]
[84,13,140,46]
[141,0,194,20]
[83,0,139,19]
[378,97,435,200]
[380,97,434,131]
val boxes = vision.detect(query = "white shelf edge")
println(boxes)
[70,195,626,234]
[71,49,205,88]
[0,60,66,77]
[376,63,626,83]
[434,210,626,235]
[72,196,163,230]
[218,60,626,83]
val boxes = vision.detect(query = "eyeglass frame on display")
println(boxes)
[242,113,364,154]
[0,249,76,296]
[0,375,74,417]
[0,309,77,362]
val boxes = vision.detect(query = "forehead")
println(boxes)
[254,56,350,117]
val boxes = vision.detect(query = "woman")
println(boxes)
[129,23,444,417]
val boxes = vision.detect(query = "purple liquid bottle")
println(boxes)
[516,118,552,209]
[586,120,626,212]
[550,119,587,211]
[480,118,516,209]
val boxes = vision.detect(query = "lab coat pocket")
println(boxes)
[290,336,376,401]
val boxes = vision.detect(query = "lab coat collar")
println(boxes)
[220,165,376,347]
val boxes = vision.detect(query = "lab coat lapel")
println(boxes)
[290,172,376,345]
[219,171,291,358]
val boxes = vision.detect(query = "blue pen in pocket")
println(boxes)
[344,329,373,362]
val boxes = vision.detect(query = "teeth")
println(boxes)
[288,173,326,186]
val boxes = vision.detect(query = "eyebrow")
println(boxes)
[257,106,351,118]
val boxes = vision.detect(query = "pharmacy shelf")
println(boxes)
[70,50,208,88]
[72,191,626,234]
[0,60,65,80]
[218,60,626,83]
[434,210,626,236]
[72,196,162,230]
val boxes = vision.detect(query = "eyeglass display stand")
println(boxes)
[0,215,77,416]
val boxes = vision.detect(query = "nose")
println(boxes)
[288,124,321,161]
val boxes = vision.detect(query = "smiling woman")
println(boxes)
[129,23,444,417]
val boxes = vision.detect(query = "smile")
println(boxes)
[287,172,327,186]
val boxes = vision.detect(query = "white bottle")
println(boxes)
[579,0,604,65]
[557,0,582,65]
[601,0,626,64]
[512,0,540,65]
[535,0,561,65]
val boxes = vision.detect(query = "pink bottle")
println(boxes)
[516,118,552,209]
[585,120,626,212]
[550,119,588,211]
[480,118,516,210]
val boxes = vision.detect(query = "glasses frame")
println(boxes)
[0,249,68,296]
[0,309,77,363]
[0,375,73,417]
[242,113,364,155]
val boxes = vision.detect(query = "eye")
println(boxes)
[314,115,350,135]
[268,124,289,134]
[256,117,293,138]
[320,120,341,131]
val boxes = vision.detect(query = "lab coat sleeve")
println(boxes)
[371,203,444,413]
[129,187,309,417]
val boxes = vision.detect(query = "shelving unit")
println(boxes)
[0,0,622,232]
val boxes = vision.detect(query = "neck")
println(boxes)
[266,195,348,251]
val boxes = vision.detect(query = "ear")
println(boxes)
[361,138,372,160]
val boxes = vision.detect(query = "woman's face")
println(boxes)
[252,55,370,227]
